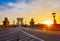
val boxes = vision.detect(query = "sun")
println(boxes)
[43,20,53,25]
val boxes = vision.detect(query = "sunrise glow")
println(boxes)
[0,0,60,24]
[43,20,53,25]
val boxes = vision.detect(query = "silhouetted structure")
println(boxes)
[3,17,9,28]
[52,12,57,24]
[30,18,35,27]
[17,18,23,26]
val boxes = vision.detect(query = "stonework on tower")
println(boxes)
[3,17,9,28]
[30,18,35,27]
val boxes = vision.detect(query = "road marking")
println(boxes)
[21,30,45,41]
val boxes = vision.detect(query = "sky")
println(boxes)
[0,0,60,24]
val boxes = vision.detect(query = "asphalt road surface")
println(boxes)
[21,27,60,41]
[0,26,44,41]
[0,26,60,41]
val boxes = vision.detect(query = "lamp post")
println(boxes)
[52,12,57,24]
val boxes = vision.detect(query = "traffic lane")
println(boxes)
[0,29,10,35]
[0,27,42,41]
[0,27,21,41]
[0,31,19,41]
[33,30,60,41]
[20,29,44,41]
[21,27,60,41]
[0,31,26,41]
[0,27,18,35]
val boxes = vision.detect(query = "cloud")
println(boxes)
[0,0,36,10]
[0,0,60,11]
[0,0,25,10]
[7,2,15,7]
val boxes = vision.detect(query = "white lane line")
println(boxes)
[21,30,45,41]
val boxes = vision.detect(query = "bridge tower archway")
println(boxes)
[17,18,23,26]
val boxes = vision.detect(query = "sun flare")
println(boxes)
[43,20,53,25]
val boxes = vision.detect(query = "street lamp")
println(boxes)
[52,12,57,24]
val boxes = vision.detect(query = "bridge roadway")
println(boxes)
[21,27,60,41]
[0,26,44,41]
[0,26,60,41]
